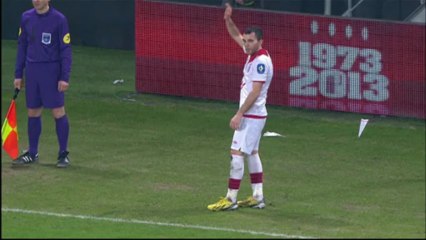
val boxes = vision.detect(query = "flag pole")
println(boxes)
[13,88,20,100]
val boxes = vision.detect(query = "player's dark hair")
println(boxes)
[244,26,263,40]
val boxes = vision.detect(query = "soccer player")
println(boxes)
[208,3,273,211]
[12,0,72,168]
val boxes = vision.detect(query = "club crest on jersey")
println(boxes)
[42,32,51,45]
[257,64,265,74]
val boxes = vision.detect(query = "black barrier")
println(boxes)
[155,0,422,20]
[2,0,134,50]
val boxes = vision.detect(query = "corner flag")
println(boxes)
[358,118,369,138]
[2,89,20,159]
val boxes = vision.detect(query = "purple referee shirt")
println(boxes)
[15,7,72,81]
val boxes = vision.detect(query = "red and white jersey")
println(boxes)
[240,48,273,118]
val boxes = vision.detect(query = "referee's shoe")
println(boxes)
[12,151,39,165]
[57,151,70,168]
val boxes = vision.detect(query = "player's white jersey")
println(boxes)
[240,48,273,118]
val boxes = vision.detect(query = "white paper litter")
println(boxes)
[113,79,124,85]
[263,131,284,137]
[122,98,136,102]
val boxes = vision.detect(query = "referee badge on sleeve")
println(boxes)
[257,64,266,74]
[63,33,71,44]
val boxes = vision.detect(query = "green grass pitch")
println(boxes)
[1,40,425,238]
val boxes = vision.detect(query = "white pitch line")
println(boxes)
[2,207,312,238]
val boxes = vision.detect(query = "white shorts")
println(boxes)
[231,117,266,155]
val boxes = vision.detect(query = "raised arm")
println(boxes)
[224,3,244,49]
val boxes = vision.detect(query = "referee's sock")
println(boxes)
[55,115,69,154]
[28,116,41,158]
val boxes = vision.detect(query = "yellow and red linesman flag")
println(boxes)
[2,99,19,159]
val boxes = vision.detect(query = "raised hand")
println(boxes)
[224,2,233,20]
